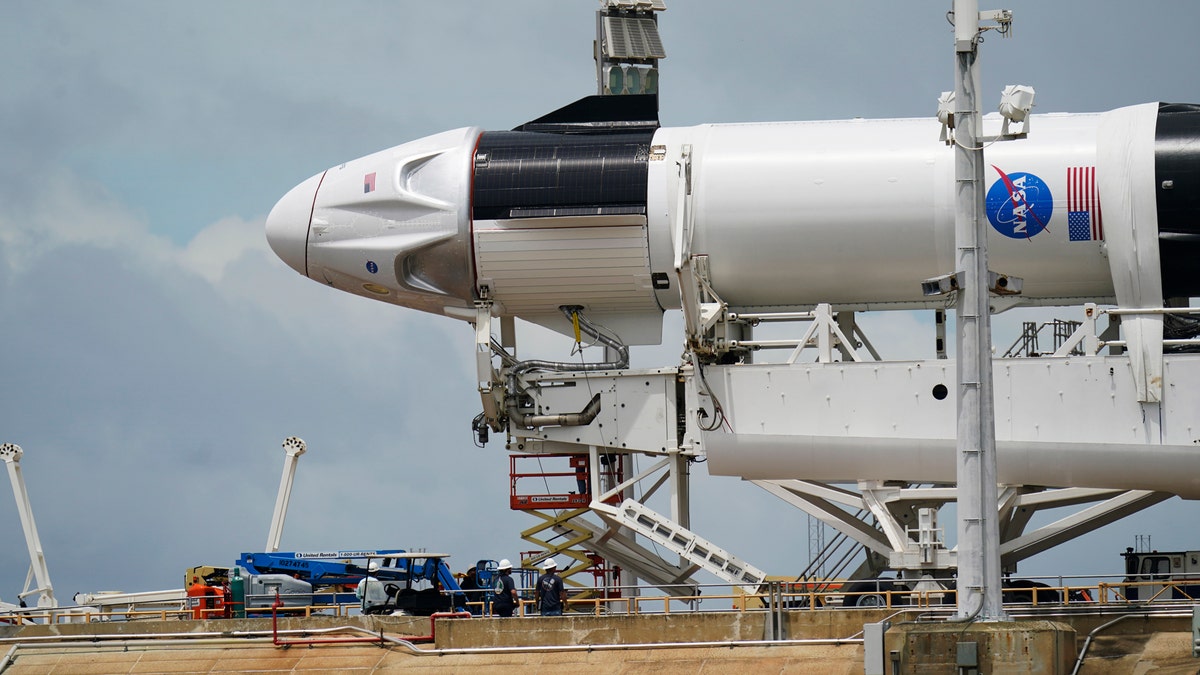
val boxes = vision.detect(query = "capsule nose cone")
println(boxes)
[266,172,324,276]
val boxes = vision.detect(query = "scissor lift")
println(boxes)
[510,453,628,607]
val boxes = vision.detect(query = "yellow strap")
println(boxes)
[572,311,581,344]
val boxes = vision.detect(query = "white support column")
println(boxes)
[952,0,1006,621]
[669,448,691,599]
[592,445,641,610]
[669,450,690,531]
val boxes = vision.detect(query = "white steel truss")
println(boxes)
[477,298,1200,597]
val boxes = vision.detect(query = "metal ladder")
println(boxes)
[592,499,767,591]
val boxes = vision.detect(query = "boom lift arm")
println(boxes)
[265,436,306,553]
[1,444,56,608]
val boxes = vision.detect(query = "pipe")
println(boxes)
[0,645,16,675]
[0,629,860,656]
[272,592,385,647]
[383,611,472,644]
[270,590,470,648]
[505,306,628,428]
[7,604,1182,647]
[394,636,865,657]
[2,607,1188,666]
[510,306,630,377]
[0,627,863,668]
[391,611,474,644]
[1070,613,1136,675]
[5,638,273,649]
[515,393,602,428]
[0,632,274,645]
[0,625,405,646]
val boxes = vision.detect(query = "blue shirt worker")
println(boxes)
[535,559,566,616]
[491,559,518,617]
[355,562,388,614]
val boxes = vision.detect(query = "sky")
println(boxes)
[2,0,1199,606]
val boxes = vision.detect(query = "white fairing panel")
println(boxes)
[648,114,1117,311]
[1097,103,1165,402]
[473,214,664,345]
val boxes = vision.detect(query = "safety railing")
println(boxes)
[1048,303,1200,357]
[6,575,1200,625]
[1097,579,1200,604]
[0,602,359,626]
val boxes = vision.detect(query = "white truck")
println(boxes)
[1122,548,1200,602]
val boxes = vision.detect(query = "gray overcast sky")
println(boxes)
[1,1,1199,602]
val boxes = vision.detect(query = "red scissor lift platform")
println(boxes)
[509,453,625,604]
[509,453,623,510]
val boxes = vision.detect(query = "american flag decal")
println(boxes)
[364,172,377,194]
[1067,166,1102,241]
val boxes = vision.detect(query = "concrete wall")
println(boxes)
[437,608,898,648]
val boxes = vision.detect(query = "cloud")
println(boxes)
[0,167,513,597]
[4,0,1199,607]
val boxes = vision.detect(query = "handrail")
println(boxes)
[6,575,1200,624]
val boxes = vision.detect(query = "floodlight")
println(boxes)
[605,0,666,10]
[603,65,658,95]
[988,271,1023,296]
[605,65,625,95]
[624,65,642,94]
[936,91,955,143]
[936,91,955,126]
[641,66,659,95]
[921,272,962,297]
[998,85,1035,123]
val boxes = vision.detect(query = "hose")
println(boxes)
[505,306,628,428]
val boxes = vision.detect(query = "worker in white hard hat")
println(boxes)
[535,558,566,616]
[491,559,518,617]
[355,561,387,614]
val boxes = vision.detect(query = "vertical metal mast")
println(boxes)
[952,0,1007,621]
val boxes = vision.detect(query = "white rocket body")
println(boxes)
[263,96,1200,507]
[267,99,1195,345]
[650,113,1113,311]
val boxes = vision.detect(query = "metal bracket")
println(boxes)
[474,302,504,431]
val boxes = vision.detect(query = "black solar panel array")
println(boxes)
[472,131,653,221]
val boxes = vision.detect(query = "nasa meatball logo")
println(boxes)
[985,167,1053,239]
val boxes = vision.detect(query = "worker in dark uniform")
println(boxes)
[575,457,590,496]
[535,559,566,616]
[460,566,480,615]
[491,559,518,617]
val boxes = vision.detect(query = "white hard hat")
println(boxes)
[542,559,557,571]
[498,559,512,570]
[368,562,379,572]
